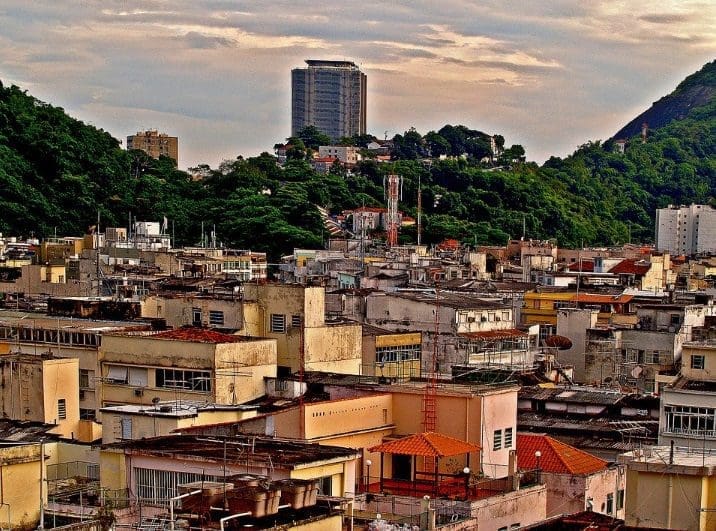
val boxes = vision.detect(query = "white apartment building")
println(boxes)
[655,204,716,255]
[318,145,361,164]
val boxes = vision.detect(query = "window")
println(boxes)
[270,314,286,333]
[80,408,96,421]
[606,493,614,515]
[493,429,502,451]
[504,427,513,449]
[648,351,661,365]
[291,315,302,327]
[79,369,91,389]
[209,311,224,326]
[670,314,680,326]
[57,399,67,420]
[376,344,421,363]
[319,476,332,496]
[664,405,716,437]
[135,467,220,504]
[129,367,148,387]
[691,355,705,370]
[617,489,625,511]
[192,307,202,325]
[156,368,211,392]
[121,417,132,440]
[107,365,129,384]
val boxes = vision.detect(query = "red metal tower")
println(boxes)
[384,174,402,247]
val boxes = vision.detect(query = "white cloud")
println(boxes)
[0,1,713,166]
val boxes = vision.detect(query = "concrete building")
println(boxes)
[100,328,277,407]
[318,145,361,164]
[0,442,45,529]
[517,434,625,519]
[0,353,90,441]
[126,130,178,163]
[291,60,367,141]
[618,445,716,530]
[656,203,716,256]
[100,401,258,444]
[241,284,363,375]
[100,433,359,508]
[659,342,716,449]
[0,310,151,420]
[366,291,514,373]
[361,324,422,378]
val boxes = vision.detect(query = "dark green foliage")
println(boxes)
[1,60,715,259]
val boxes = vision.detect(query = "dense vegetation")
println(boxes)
[0,60,714,260]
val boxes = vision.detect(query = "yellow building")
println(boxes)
[619,446,716,531]
[39,237,85,263]
[362,325,422,378]
[0,442,44,529]
[100,401,259,444]
[0,354,86,440]
[100,328,277,407]
[521,290,575,330]
[242,284,362,374]
[100,434,359,500]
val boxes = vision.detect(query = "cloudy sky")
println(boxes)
[1,1,714,169]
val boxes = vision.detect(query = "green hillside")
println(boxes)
[0,59,714,259]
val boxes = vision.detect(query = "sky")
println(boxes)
[0,1,714,169]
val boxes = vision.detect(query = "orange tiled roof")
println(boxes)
[609,259,651,275]
[369,432,480,457]
[517,434,607,475]
[149,328,248,344]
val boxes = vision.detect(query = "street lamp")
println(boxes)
[535,450,542,484]
[365,459,372,493]
[462,467,471,498]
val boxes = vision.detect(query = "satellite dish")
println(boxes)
[544,335,573,350]
[631,366,643,379]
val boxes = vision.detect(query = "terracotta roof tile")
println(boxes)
[369,432,480,457]
[609,259,651,275]
[517,433,607,475]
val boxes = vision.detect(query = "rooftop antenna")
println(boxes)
[522,215,526,241]
[641,122,648,144]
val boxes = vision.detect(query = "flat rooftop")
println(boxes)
[100,401,257,418]
[619,445,716,473]
[106,434,359,467]
[0,309,147,333]
[107,328,263,344]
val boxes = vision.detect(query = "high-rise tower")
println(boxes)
[291,60,367,141]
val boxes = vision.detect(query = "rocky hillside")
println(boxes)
[613,60,715,140]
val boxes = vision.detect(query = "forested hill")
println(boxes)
[613,60,715,140]
[0,59,715,260]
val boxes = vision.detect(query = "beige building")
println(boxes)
[517,434,625,519]
[362,325,422,378]
[619,445,716,530]
[100,401,259,444]
[127,130,178,163]
[0,310,150,420]
[0,442,44,529]
[242,284,362,374]
[0,354,89,440]
[100,328,276,408]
